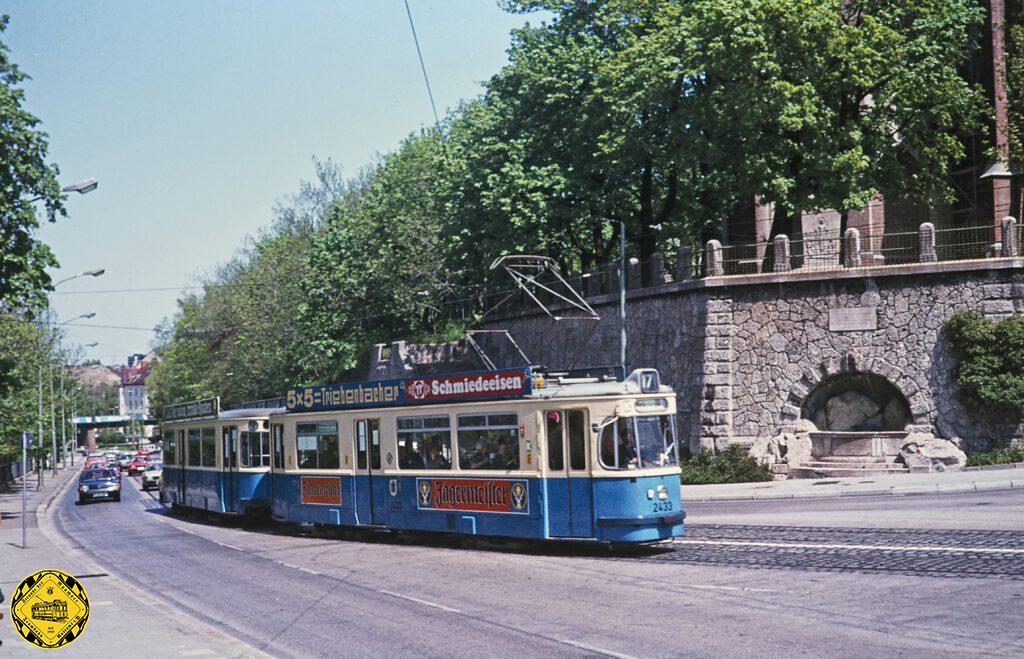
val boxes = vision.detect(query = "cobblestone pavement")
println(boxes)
[632,524,1024,580]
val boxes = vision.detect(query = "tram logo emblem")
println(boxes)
[417,480,432,506]
[406,379,429,400]
[511,482,527,511]
[389,479,400,497]
[416,478,529,515]
[10,569,90,649]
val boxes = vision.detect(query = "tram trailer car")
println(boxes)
[269,367,683,544]
[160,398,283,517]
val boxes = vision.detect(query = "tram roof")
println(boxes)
[219,407,287,419]
[528,377,673,400]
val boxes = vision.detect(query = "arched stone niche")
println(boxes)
[800,372,911,432]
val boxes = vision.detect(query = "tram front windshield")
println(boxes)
[600,414,678,469]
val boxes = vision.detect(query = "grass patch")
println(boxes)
[680,444,773,485]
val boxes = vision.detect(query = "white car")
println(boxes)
[141,462,163,491]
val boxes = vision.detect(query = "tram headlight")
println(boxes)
[657,484,669,500]
[646,489,655,499]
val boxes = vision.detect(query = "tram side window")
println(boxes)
[296,422,340,470]
[188,428,201,466]
[241,431,271,467]
[201,427,216,467]
[599,417,636,469]
[397,415,451,470]
[457,413,519,470]
[272,425,284,469]
[599,415,678,469]
[163,431,176,465]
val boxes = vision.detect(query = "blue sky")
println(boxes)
[7,1,546,364]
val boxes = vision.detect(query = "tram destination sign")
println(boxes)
[286,367,532,413]
[163,397,220,421]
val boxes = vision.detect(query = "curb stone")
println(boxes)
[681,478,1019,502]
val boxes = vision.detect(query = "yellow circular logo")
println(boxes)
[10,569,90,649]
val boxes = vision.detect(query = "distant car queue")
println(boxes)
[78,447,162,504]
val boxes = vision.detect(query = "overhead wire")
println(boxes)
[403,0,442,133]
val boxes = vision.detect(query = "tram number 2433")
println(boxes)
[651,500,674,513]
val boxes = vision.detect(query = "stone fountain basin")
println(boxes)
[809,431,909,460]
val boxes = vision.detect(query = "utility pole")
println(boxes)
[49,311,57,478]
[21,431,31,548]
[619,219,627,375]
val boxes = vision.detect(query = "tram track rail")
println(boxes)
[139,478,1024,581]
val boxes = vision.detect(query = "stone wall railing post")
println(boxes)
[583,267,599,297]
[647,252,665,286]
[627,257,642,289]
[606,261,618,295]
[675,245,693,281]
[1001,217,1018,257]
[706,240,723,277]
[772,234,791,273]
[918,222,937,262]
[843,227,862,268]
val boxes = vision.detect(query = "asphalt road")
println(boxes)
[685,488,1024,531]
[53,475,1024,658]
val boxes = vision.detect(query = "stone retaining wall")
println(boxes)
[484,259,1024,452]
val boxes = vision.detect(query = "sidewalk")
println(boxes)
[0,464,263,657]
[681,465,1024,501]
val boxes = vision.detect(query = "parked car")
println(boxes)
[141,463,162,491]
[127,456,148,475]
[78,468,121,503]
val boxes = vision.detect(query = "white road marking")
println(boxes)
[281,562,298,569]
[213,541,243,551]
[298,567,318,575]
[682,583,778,593]
[680,539,1024,554]
[379,590,461,613]
[559,639,638,659]
[91,600,115,606]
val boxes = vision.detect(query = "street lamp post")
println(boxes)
[981,163,1022,240]
[69,343,97,464]
[46,309,98,477]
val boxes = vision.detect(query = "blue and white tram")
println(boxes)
[270,367,684,543]
[160,398,284,517]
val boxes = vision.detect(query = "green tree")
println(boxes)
[0,15,65,309]
[301,132,461,381]
[148,160,353,409]
[596,0,986,239]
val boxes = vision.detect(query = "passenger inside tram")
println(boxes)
[426,444,450,469]
[399,443,425,469]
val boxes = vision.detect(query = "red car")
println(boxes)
[127,456,148,475]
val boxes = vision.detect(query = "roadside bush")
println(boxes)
[965,446,1024,467]
[941,311,1024,416]
[680,445,773,485]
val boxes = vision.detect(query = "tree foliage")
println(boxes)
[0,15,65,310]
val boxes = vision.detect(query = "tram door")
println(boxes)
[545,410,594,537]
[177,429,186,505]
[353,419,385,525]
[222,426,238,513]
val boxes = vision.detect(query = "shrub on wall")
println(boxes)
[941,311,1024,415]
[965,446,1024,467]
[680,445,773,485]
